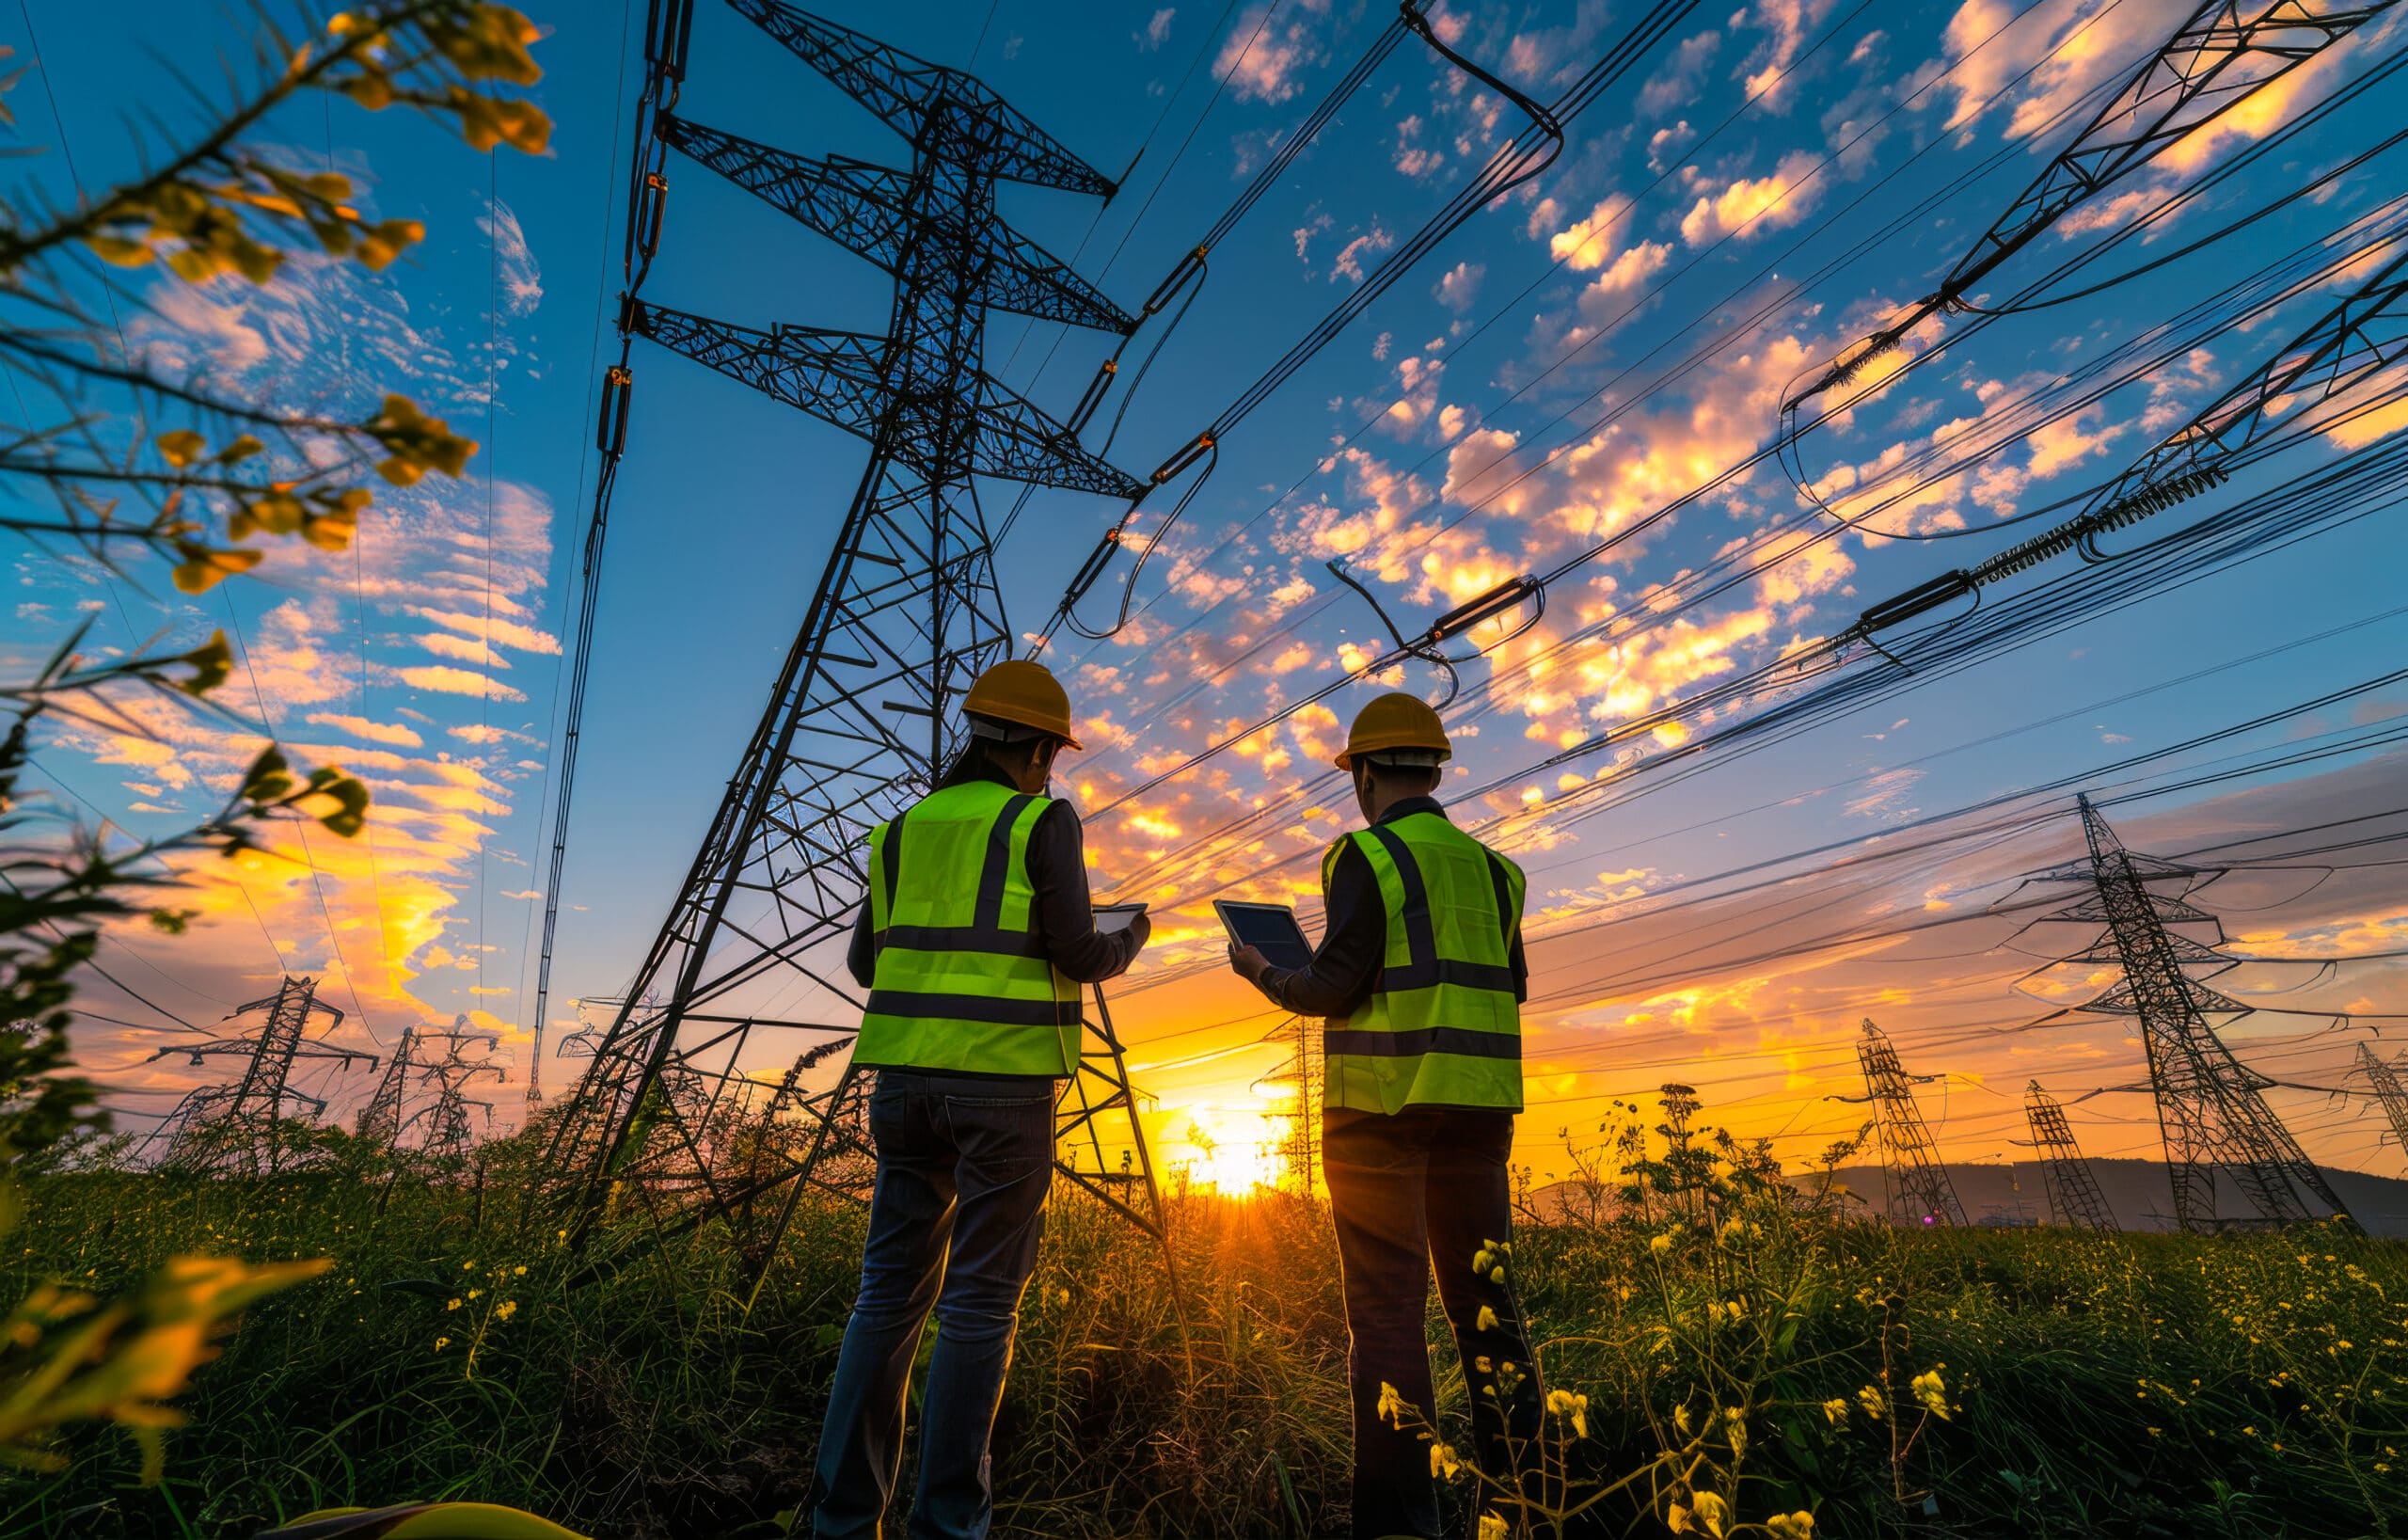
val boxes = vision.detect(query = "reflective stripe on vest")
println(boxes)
[1324,810,1526,1115]
[856,781,1082,1077]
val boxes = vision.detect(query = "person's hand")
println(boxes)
[1128,913,1153,949]
[1228,943,1271,984]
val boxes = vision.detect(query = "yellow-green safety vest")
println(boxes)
[1323,810,1527,1114]
[857,781,1082,1077]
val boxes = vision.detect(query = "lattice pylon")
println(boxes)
[1856,1019,1966,1228]
[1252,1014,1321,1198]
[535,0,1160,1287]
[2022,1081,2117,1232]
[142,977,372,1177]
[2029,796,2355,1234]
[2354,1044,2408,1168]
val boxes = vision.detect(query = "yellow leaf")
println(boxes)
[340,70,396,111]
[357,217,425,271]
[165,246,226,284]
[169,544,262,595]
[154,430,207,468]
[84,233,153,267]
[430,6,546,87]
[174,631,234,697]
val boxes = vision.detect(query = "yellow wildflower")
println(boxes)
[1650,1233,1674,1255]
[1857,1386,1885,1421]
[1477,1305,1498,1332]
[1430,1441,1461,1480]
[1821,1398,1848,1424]
[1476,1516,1509,1540]
[1910,1368,1950,1420]
[1377,1382,1408,1426]
[1766,1514,1814,1540]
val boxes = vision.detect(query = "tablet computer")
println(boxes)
[1212,899,1315,972]
[1092,901,1148,935]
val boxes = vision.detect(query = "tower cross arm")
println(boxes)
[2084,241,2408,510]
[627,298,890,438]
[659,115,1135,334]
[964,370,1149,500]
[1956,0,2400,288]
[627,298,1145,499]
[727,0,1119,195]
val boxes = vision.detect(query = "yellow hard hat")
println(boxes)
[963,659,1082,750]
[1335,691,1450,770]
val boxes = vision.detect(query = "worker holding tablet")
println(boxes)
[816,659,1149,1540]
[1226,691,1538,1540]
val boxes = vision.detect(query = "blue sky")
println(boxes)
[8,0,2405,1186]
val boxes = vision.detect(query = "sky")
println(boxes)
[5,0,2405,1199]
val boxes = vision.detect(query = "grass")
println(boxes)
[4,1128,2404,1539]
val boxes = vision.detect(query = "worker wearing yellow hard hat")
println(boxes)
[818,657,1148,1540]
[1228,691,1542,1538]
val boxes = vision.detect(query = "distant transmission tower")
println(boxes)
[356,1024,418,1148]
[1253,1015,1322,1197]
[2030,796,2355,1233]
[142,977,372,1176]
[2021,1082,2117,1231]
[542,2,1167,1283]
[356,1019,504,1168]
[1853,1020,1966,1228]
[407,1020,505,1169]
[2353,1044,2408,1165]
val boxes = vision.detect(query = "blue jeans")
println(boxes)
[1324,1106,1541,1540]
[812,1071,1055,1540]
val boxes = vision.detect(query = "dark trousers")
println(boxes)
[1323,1105,1542,1540]
[812,1071,1055,1540]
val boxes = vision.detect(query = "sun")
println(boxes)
[1168,1106,1289,1193]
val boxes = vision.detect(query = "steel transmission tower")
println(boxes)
[1252,1015,1322,1198]
[545,2,1166,1272]
[2022,1082,2118,1231]
[1854,1020,1966,1228]
[2031,796,2354,1233]
[356,1024,417,1148]
[408,1024,505,1169]
[1788,0,2402,405]
[2352,1044,2408,1164]
[142,978,372,1176]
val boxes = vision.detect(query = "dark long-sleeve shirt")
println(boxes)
[1257,796,1529,1019]
[847,765,1141,991]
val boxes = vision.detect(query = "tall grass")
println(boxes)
[4,1129,2402,1538]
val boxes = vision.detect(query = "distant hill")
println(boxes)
[1816,1159,2408,1238]
[1528,1159,2408,1237]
